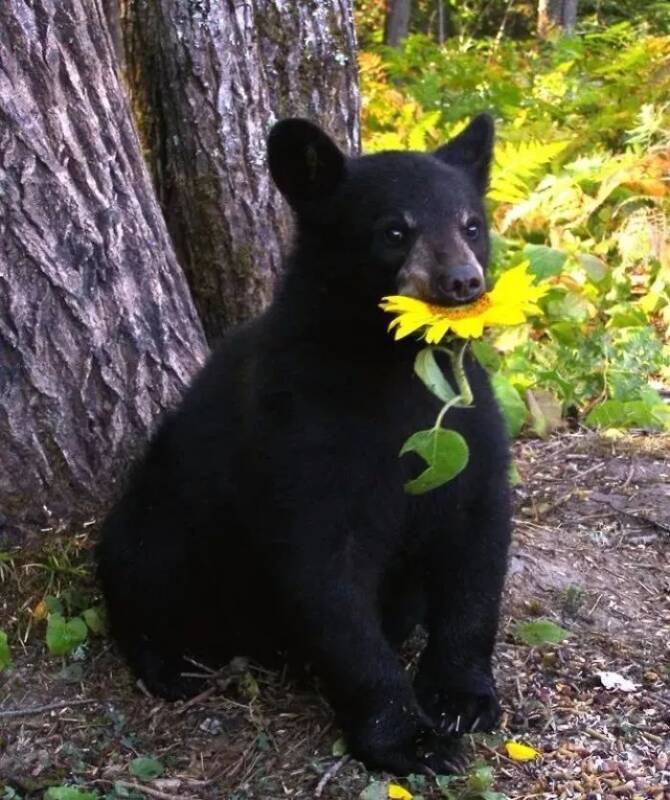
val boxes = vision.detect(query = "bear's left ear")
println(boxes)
[434,113,494,194]
[268,118,346,214]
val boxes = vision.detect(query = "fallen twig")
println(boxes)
[315,755,350,797]
[98,780,197,800]
[590,492,670,533]
[0,698,97,718]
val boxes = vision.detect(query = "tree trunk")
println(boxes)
[120,0,360,341]
[0,0,207,533]
[538,0,578,36]
[385,0,412,47]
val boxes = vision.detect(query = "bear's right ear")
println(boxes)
[268,119,346,213]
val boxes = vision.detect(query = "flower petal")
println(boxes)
[388,785,413,800]
[505,740,540,762]
[424,317,454,343]
[450,315,487,338]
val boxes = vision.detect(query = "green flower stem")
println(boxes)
[433,394,464,430]
[449,340,474,407]
[432,341,474,432]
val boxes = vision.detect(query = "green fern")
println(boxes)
[490,140,569,204]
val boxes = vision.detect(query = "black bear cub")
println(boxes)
[97,114,511,775]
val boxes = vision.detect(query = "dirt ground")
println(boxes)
[1,433,668,800]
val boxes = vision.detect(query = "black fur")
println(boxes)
[97,115,511,775]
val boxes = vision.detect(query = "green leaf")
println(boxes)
[129,758,164,781]
[435,774,458,794]
[400,428,469,494]
[514,619,570,646]
[359,781,387,800]
[414,348,457,403]
[526,389,563,438]
[491,374,528,438]
[331,737,348,757]
[467,765,495,792]
[606,303,648,328]
[523,244,567,279]
[0,630,11,670]
[507,461,522,487]
[578,253,608,283]
[44,787,98,800]
[44,595,64,615]
[586,399,670,431]
[46,614,88,656]
[238,671,260,700]
[471,340,501,373]
[548,320,582,346]
[468,763,510,798]
[546,291,592,323]
[82,607,105,636]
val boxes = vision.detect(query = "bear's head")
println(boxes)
[268,114,494,312]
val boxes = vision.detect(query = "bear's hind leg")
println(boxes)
[122,636,206,700]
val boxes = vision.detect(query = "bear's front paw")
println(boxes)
[416,730,469,775]
[416,674,501,736]
[346,702,428,775]
[347,703,469,776]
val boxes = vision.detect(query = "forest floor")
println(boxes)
[1,432,669,800]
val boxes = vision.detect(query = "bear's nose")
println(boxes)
[436,264,484,305]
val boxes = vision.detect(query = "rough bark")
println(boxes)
[538,0,578,36]
[384,0,412,47]
[101,0,125,72]
[0,0,207,531]
[121,0,360,341]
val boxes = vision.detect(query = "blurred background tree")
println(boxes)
[360,0,670,47]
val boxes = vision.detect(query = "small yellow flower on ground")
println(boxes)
[33,600,49,621]
[380,262,549,342]
[505,740,540,761]
[388,784,413,800]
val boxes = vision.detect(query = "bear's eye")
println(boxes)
[385,226,406,245]
[464,219,480,240]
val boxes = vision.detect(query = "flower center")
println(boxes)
[428,294,492,320]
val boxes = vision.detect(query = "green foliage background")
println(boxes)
[357,7,670,433]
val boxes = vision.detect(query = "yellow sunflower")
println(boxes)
[380,262,549,342]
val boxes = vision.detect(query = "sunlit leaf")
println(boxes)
[523,244,567,279]
[578,253,608,283]
[471,340,501,373]
[546,291,593,323]
[514,619,569,646]
[46,614,88,656]
[526,389,563,438]
[586,399,670,431]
